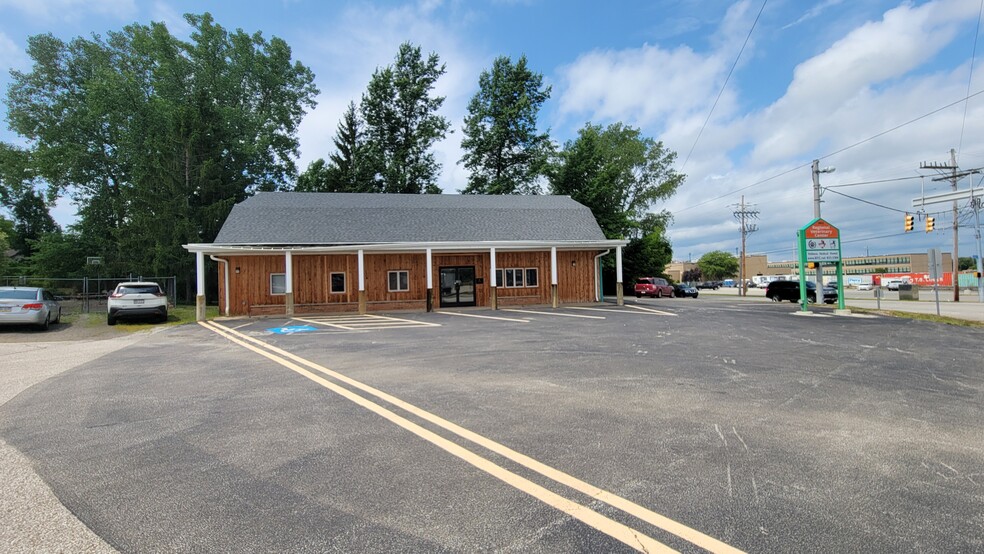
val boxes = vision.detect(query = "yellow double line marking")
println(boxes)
[199,321,742,554]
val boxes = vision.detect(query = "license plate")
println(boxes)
[133,299,144,304]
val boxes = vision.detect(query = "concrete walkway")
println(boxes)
[701,287,984,322]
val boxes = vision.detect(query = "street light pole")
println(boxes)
[812,159,835,286]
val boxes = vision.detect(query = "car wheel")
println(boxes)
[770,295,780,302]
[693,293,698,298]
[107,314,116,326]
[635,293,641,298]
[655,290,662,298]
[53,308,61,324]
[808,295,816,303]
[37,313,50,331]
[159,310,168,323]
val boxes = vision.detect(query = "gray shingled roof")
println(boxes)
[212,192,608,245]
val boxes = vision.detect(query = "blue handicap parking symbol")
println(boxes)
[267,325,318,334]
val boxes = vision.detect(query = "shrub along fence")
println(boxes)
[1,276,177,315]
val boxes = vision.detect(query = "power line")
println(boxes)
[824,175,923,189]
[676,88,984,214]
[682,0,768,171]
[958,0,984,160]
[823,187,948,216]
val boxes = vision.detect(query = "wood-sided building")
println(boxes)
[184,193,628,319]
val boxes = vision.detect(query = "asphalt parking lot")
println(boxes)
[1,296,982,552]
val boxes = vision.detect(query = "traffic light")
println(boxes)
[925,216,935,232]
[904,214,914,232]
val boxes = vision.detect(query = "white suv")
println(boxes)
[107,282,168,325]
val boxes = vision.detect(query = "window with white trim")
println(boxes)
[330,272,346,294]
[524,268,539,287]
[504,268,524,288]
[388,270,409,292]
[270,273,286,295]
[497,267,539,288]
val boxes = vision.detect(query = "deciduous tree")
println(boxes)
[548,122,684,239]
[5,13,318,283]
[361,42,450,194]
[460,55,551,195]
[697,250,739,280]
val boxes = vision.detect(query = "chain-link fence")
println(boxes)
[1,276,177,316]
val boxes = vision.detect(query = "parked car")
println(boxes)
[107,282,169,325]
[673,283,699,298]
[0,286,61,330]
[634,277,673,298]
[857,283,872,291]
[884,279,906,291]
[765,281,838,304]
[696,281,721,290]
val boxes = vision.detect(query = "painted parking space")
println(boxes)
[291,314,442,332]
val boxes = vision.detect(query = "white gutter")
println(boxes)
[184,239,628,255]
[593,249,611,302]
[209,255,230,316]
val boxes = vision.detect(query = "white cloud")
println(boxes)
[651,0,984,261]
[0,0,136,22]
[293,2,483,192]
[150,1,191,38]
[0,31,27,70]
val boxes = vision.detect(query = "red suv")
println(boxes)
[634,277,673,298]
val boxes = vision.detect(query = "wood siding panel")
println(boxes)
[215,249,602,316]
[493,251,550,304]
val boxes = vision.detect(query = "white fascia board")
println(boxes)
[184,239,627,255]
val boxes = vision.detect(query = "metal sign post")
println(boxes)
[928,247,942,316]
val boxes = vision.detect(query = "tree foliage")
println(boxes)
[697,250,739,280]
[296,102,377,193]
[958,257,976,271]
[361,42,450,194]
[4,13,318,282]
[548,122,684,239]
[459,55,551,195]
[623,232,673,283]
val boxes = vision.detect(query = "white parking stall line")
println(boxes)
[502,309,605,320]
[568,307,635,314]
[294,314,441,331]
[625,304,678,316]
[440,311,530,323]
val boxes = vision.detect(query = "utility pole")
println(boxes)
[920,151,980,301]
[812,160,835,285]
[733,196,759,296]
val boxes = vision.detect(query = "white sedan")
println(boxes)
[857,283,872,291]
[0,287,62,330]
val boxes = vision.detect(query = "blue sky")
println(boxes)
[1,0,983,264]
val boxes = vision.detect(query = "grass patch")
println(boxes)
[848,306,984,327]
[61,305,219,332]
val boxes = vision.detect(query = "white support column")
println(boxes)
[615,246,624,306]
[195,251,206,321]
[550,247,558,285]
[490,247,498,309]
[284,250,294,317]
[426,248,433,312]
[550,246,558,308]
[357,249,367,314]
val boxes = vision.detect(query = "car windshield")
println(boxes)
[0,290,38,300]
[117,285,161,295]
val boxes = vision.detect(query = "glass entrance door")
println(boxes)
[439,266,476,307]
